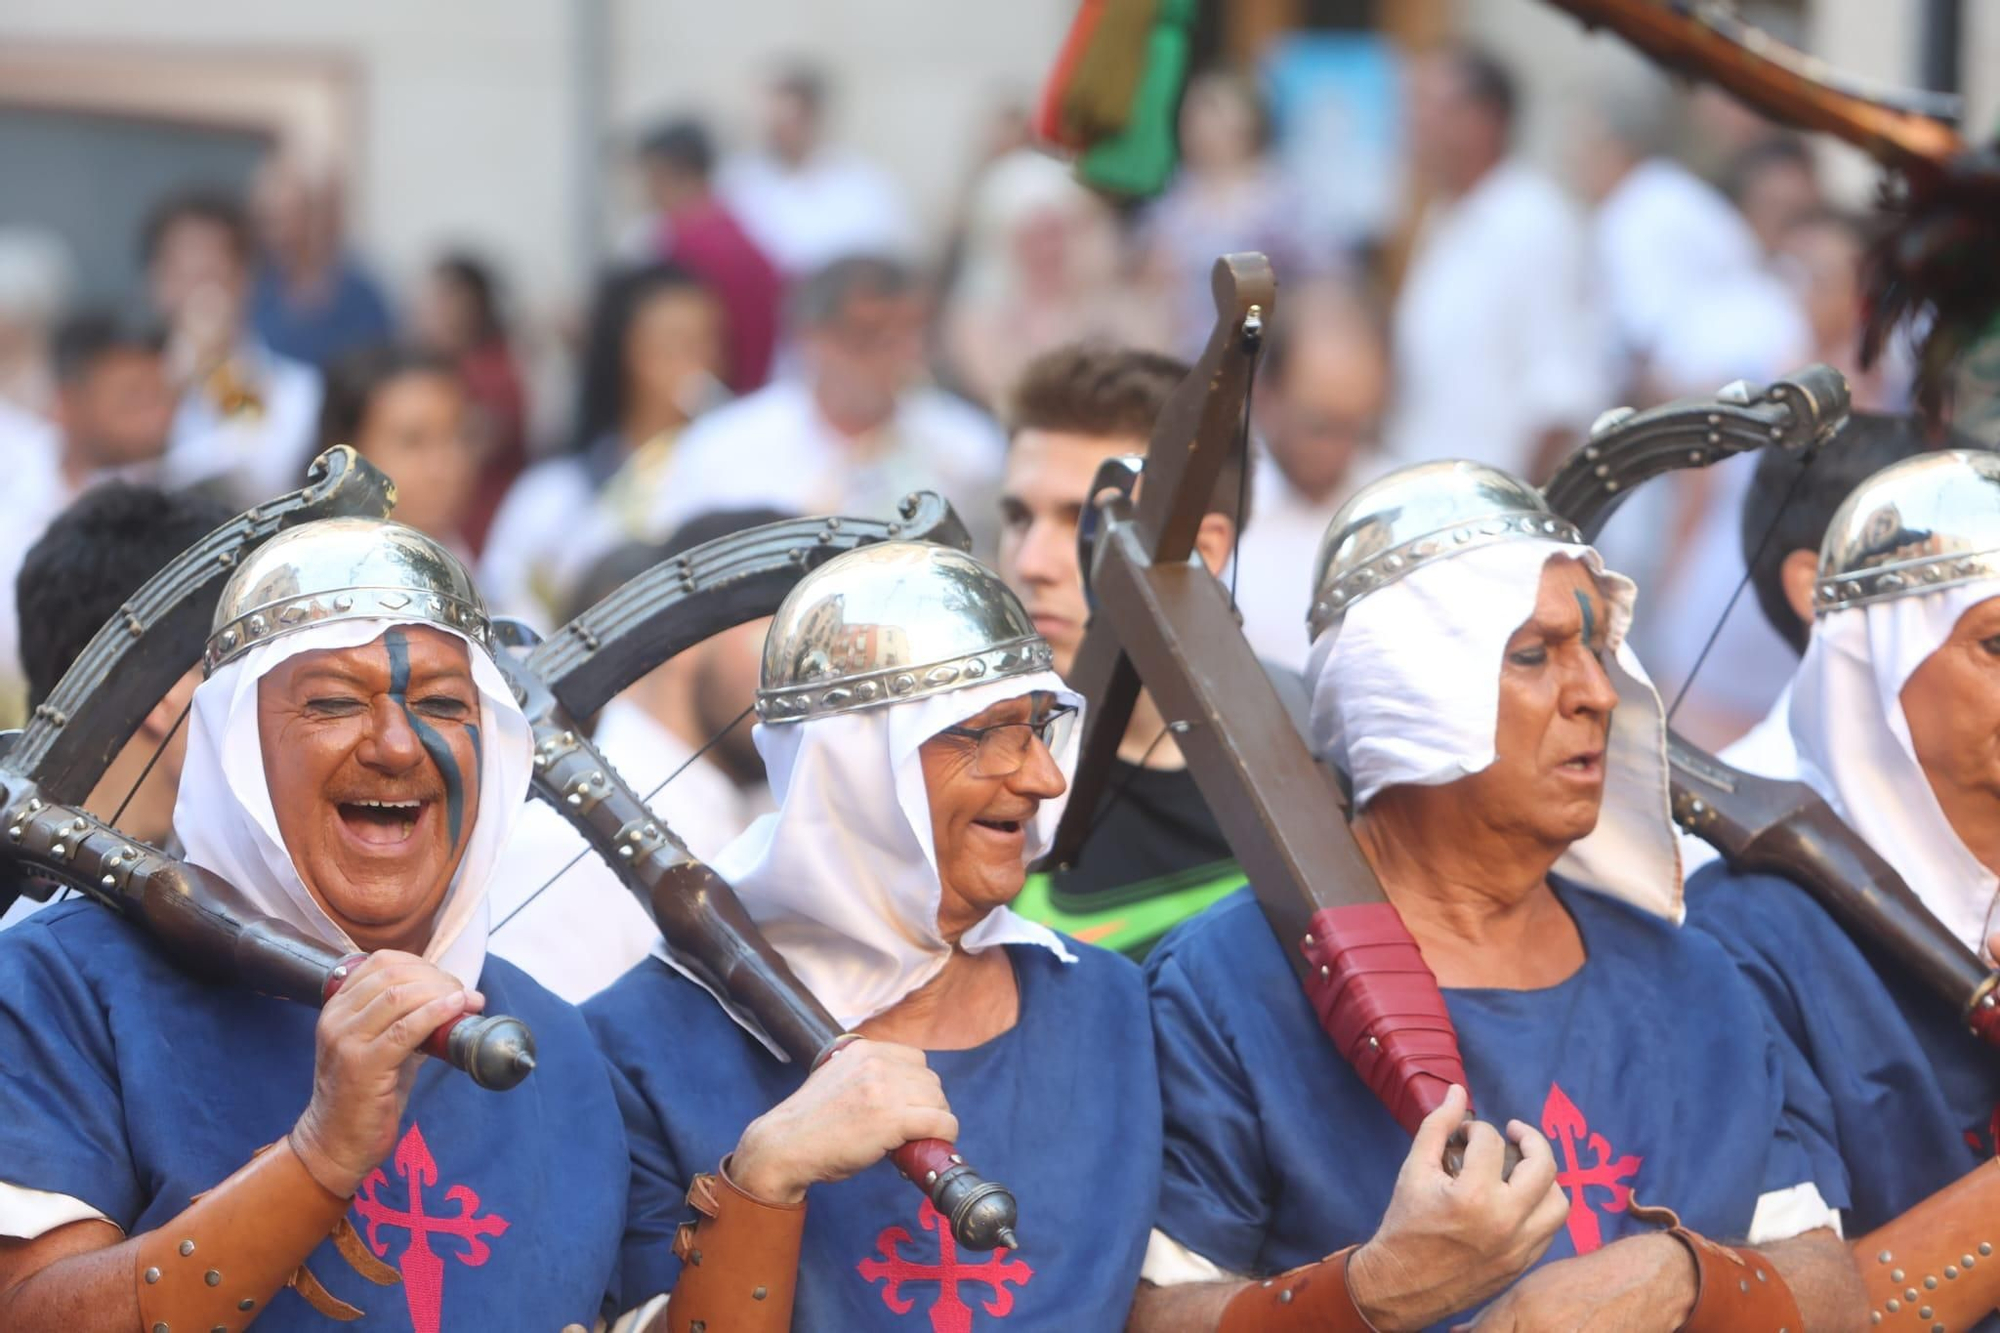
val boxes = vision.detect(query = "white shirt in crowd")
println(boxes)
[487,696,766,1004]
[161,342,322,510]
[720,150,916,277]
[1593,157,1764,381]
[644,378,1006,557]
[1385,160,1604,477]
[479,454,638,632]
[1233,447,1389,675]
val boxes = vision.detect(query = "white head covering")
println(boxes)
[173,616,535,988]
[1791,580,2000,956]
[1306,538,1683,922]
[655,671,1082,1036]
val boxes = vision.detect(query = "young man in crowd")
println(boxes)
[997,343,1271,959]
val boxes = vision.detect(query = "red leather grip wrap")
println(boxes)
[892,1139,958,1186]
[1968,982,2000,1048]
[1302,904,1469,1135]
[321,952,461,1061]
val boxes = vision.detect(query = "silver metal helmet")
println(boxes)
[1307,459,1585,641]
[756,542,1054,724]
[205,516,493,673]
[1816,449,2000,614]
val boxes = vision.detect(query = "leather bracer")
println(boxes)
[1218,1245,1379,1333]
[1663,1225,1803,1332]
[665,1157,805,1333]
[133,1138,355,1333]
[1855,1157,2000,1331]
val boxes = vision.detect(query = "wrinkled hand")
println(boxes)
[291,951,480,1197]
[1460,1232,1696,1332]
[1347,1085,1570,1332]
[729,1040,957,1205]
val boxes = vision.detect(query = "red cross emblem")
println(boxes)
[1541,1082,1643,1254]
[858,1198,1034,1332]
[350,1122,509,1333]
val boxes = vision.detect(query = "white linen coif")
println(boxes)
[1305,539,1683,923]
[1791,580,2000,957]
[659,672,1082,1036]
[173,617,534,989]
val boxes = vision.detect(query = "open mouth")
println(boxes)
[1560,751,1604,777]
[336,798,429,847]
[973,817,1024,835]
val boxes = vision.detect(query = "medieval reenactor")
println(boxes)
[1686,448,2000,1324]
[586,541,1160,1330]
[0,516,630,1330]
[1136,460,1857,1331]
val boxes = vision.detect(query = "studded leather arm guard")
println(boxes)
[133,1137,354,1333]
[1655,1225,1803,1332]
[1217,1246,1379,1332]
[1855,1157,2000,1331]
[664,1157,804,1333]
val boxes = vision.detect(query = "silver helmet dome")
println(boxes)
[1816,449,2000,614]
[755,542,1054,724]
[204,516,492,674]
[1308,459,1584,641]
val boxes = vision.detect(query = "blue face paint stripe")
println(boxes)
[383,627,470,850]
[1575,590,1598,653]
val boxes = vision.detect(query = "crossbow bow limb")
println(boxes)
[0,447,537,1090]
[1045,253,1480,1146]
[1542,369,2000,1046]
[494,497,1029,1251]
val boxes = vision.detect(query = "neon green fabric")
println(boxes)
[1014,857,1244,961]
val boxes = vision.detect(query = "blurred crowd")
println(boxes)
[0,43,1909,765]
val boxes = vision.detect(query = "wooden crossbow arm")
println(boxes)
[1044,254,1475,1139]
[1543,0,1964,176]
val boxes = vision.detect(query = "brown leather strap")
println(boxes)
[665,1156,804,1333]
[1218,1245,1380,1333]
[133,1137,357,1332]
[1664,1226,1802,1332]
[1855,1157,2000,1330]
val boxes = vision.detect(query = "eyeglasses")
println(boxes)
[937,704,1079,779]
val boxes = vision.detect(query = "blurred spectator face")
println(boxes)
[149,215,248,326]
[1262,318,1387,502]
[1738,155,1820,255]
[1776,215,1864,351]
[765,84,820,165]
[1179,74,1263,175]
[414,266,484,355]
[1406,54,1497,193]
[250,161,319,268]
[692,616,772,782]
[997,428,1135,676]
[627,285,726,425]
[351,369,477,541]
[806,287,926,427]
[57,346,175,471]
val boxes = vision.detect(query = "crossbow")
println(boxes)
[493,495,1032,1252]
[1542,370,2000,1044]
[1046,252,1479,1148]
[0,447,537,1090]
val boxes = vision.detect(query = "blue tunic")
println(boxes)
[1149,885,1845,1332]
[1685,865,2000,1231]
[586,942,1159,1332]
[0,900,629,1332]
